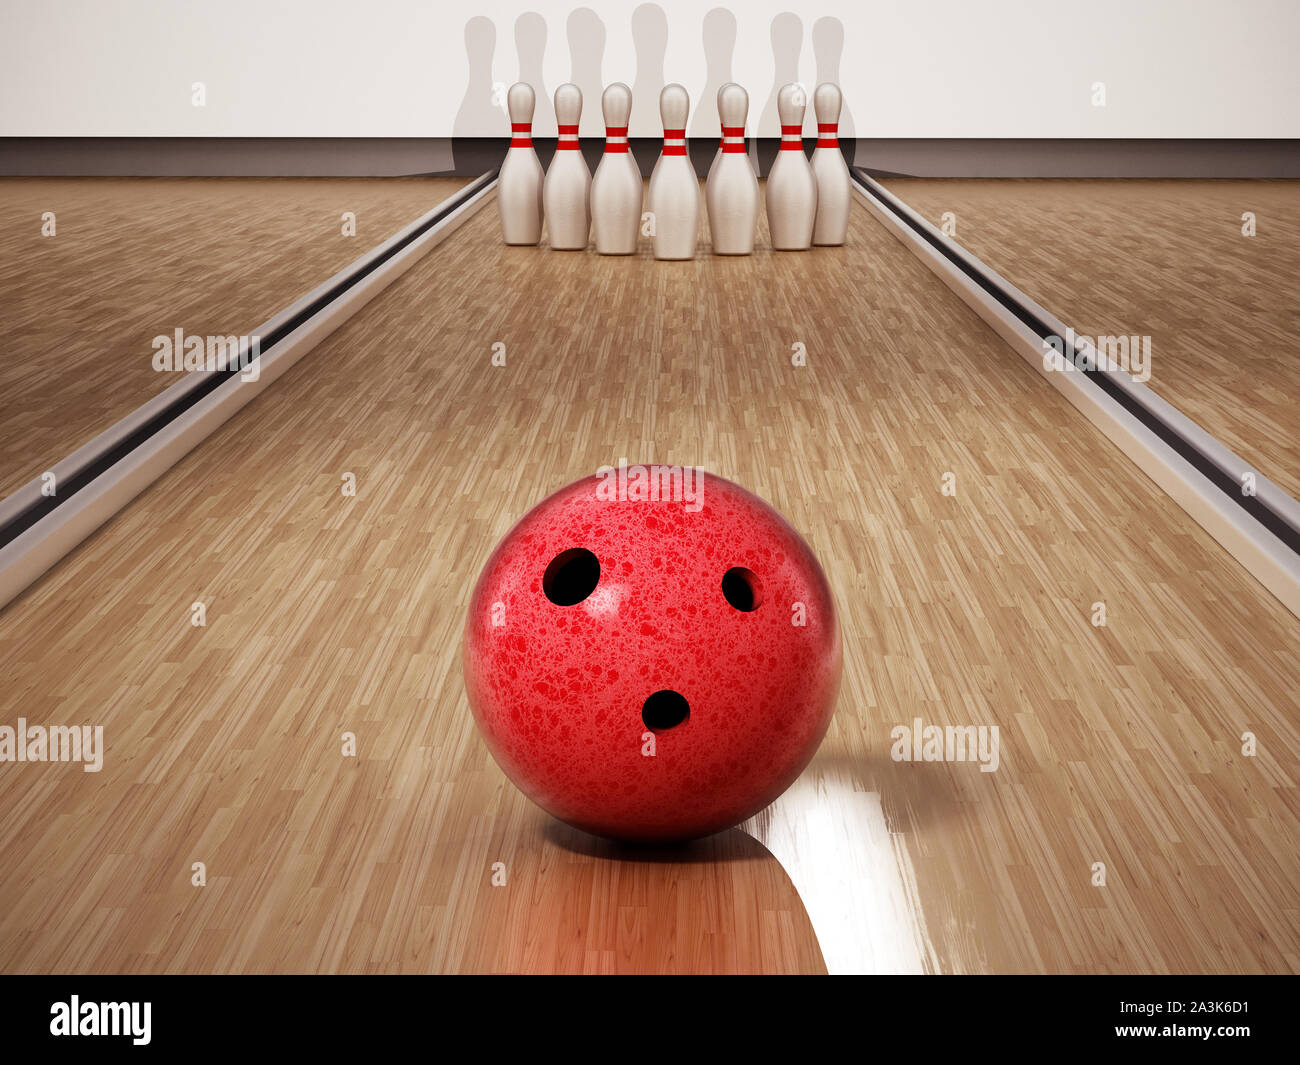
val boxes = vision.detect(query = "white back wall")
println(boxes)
[1,0,1297,139]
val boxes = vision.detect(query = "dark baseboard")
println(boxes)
[859,138,1300,179]
[2,137,1297,179]
[0,138,457,178]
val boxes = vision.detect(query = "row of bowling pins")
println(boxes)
[498,80,851,258]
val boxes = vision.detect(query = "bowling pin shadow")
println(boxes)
[567,7,607,136]
[689,6,736,177]
[566,7,609,172]
[757,12,803,178]
[630,2,668,175]
[812,15,857,167]
[630,3,667,135]
[544,818,779,864]
[453,16,503,173]
[517,12,552,139]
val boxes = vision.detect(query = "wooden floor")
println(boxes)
[0,179,1297,973]
[0,177,469,499]
[884,178,1300,499]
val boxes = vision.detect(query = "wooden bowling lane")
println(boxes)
[0,181,1297,974]
[0,177,470,500]
[879,178,1300,499]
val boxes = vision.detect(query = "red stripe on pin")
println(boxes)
[604,126,629,152]
[510,137,533,147]
[557,123,580,150]
[512,123,531,132]
[662,145,687,155]
[721,124,746,153]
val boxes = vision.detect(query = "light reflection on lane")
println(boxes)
[742,764,938,974]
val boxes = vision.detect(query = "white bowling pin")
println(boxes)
[705,83,758,255]
[590,83,642,255]
[647,84,701,260]
[707,81,733,183]
[544,83,591,250]
[811,82,850,246]
[498,83,544,245]
[765,84,818,251]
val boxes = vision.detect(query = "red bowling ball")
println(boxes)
[463,466,841,842]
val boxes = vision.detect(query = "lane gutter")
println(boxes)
[0,171,498,612]
[852,168,1300,618]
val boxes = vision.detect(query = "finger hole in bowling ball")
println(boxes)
[721,566,763,612]
[642,690,690,732]
[543,548,601,605]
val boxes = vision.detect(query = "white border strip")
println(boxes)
[0,178,498,612]
[853,173,1300,619]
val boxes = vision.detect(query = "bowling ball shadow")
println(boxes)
[544,818,775,864]
[508,806,828,973]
